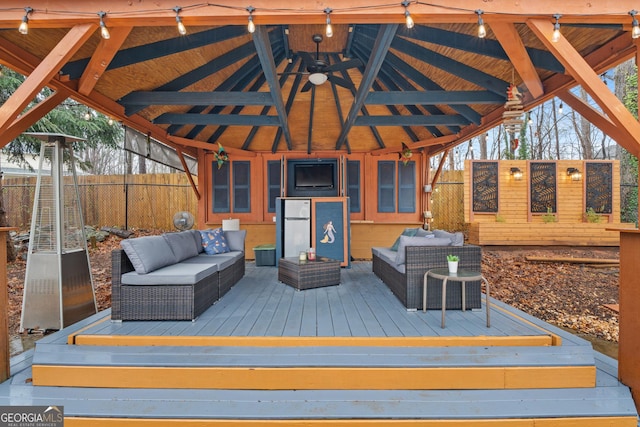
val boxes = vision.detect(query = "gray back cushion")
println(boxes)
[394,235,452,265]
[189,229,204,253]
[224,229,247,252]
[121,235,178,274]
[433,229,464,246]
[163,231,200,262]
[415,228,433,238]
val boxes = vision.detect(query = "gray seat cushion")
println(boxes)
[181,251,243,271]
[121,262,218,285]
[372,246,405,273]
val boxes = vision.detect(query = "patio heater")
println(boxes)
[20,133,97,332]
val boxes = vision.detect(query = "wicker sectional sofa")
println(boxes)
[372,229,482,311]
[111,229,246,321]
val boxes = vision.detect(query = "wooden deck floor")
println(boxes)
[71,261,552,342]
[1,261,637,426]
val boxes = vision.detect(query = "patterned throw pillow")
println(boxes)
[200,228,231,255]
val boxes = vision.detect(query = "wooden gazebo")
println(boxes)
[1,1,640,423]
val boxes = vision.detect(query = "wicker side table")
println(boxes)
[278,257,341,290]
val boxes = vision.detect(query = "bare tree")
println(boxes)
[479,133,488,159]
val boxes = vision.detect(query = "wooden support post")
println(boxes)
[615,228,640,413]
[0,227,16,382]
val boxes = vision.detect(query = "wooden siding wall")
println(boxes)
[463,160,632,246]
[1,163,495,261]
[465,160,622,224]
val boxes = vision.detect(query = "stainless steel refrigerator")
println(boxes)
[283,199,311,257]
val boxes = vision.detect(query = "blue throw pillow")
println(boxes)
[200,228,230,255]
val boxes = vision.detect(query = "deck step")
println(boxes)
[31,344,595,390]
[4,376,637,426]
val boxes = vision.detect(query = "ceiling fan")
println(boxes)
[290,34,363,92]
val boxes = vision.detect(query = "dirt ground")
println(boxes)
[5,232,621,358]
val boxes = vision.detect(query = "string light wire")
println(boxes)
[8,3,640,43]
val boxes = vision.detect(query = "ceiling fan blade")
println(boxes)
[299,52,316,68]
[326,75,355,90]
[301,80,314,92]
[324,58,363,72]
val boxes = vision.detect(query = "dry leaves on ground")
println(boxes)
[482,247,619,342]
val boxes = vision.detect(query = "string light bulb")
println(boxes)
[18,7,33,35]
[108,117,114,126]
[173,6,187,35]
[84,108,91,121]
[402,1,414,29]
[324,8,333,38]
[630,10,640,39]
[246,6,256,33]
[551,14,561,42]
[558,102,563,115]
[475,9,486,38]
[98,11,110,40]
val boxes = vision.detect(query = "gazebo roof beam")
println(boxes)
[336,24,398,150]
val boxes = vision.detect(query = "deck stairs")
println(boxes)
[0,263,637,426]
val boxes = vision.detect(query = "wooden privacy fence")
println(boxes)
[1,172,466,232]
[2,174,199,231]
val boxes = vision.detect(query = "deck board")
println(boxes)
[1,386,635,421]
[71,262,554,340]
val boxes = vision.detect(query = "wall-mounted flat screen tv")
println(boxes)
[287,159,339,197]
[294,164,334,188]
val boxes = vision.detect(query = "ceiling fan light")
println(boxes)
[309,73,328,85]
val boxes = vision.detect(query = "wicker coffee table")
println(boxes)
[278,257,341,290]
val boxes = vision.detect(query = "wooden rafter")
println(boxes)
[490,22,544,99]
[77,26,132,96]
[252,26,293,149]
[0,91,68,147]
[0,23,96,135]
[0,35,198,158]
[336,24,398,150]
[528,18,640,156]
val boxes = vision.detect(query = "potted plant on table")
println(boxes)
[447,254,459,274]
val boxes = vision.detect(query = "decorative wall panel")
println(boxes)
[530,162,557,213]
[471,161,499,213]
[585,162,612,214]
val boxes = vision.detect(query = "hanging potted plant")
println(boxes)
[447,254,459,274]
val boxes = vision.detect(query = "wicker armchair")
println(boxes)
[372,245,482,310]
